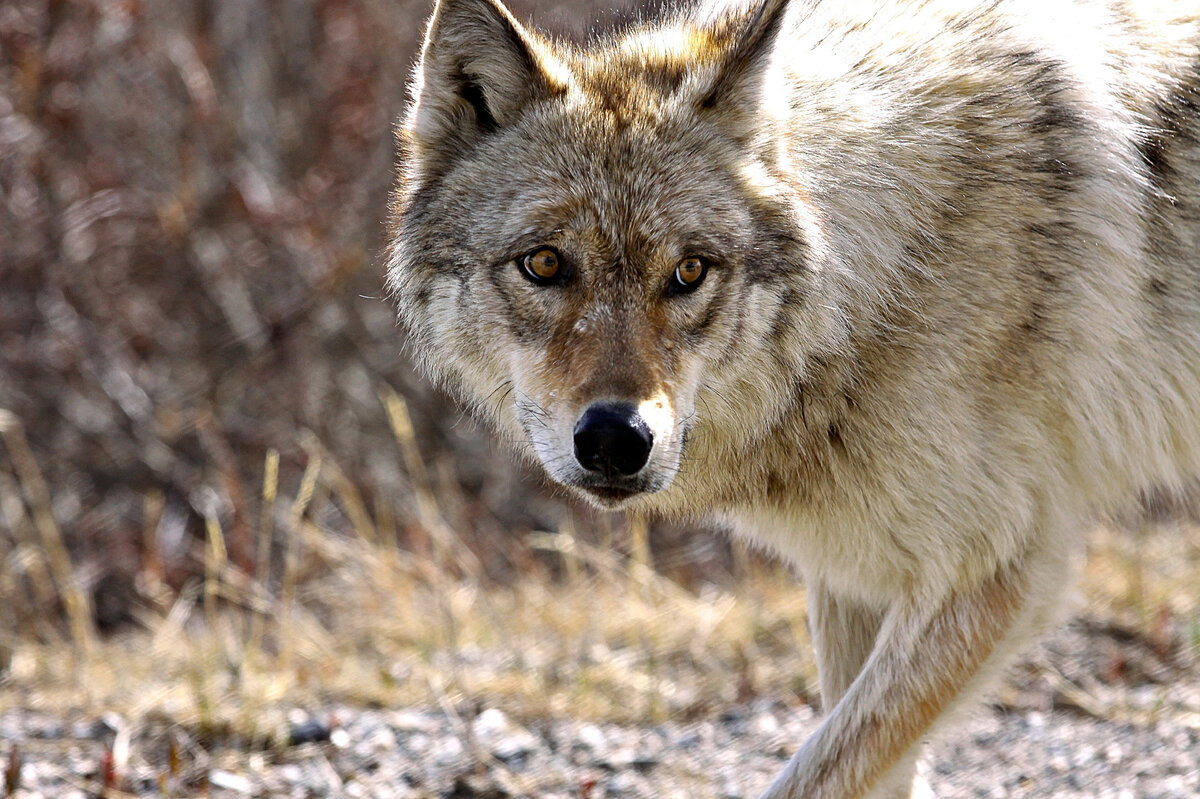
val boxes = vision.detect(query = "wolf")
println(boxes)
[385,0,1200,795]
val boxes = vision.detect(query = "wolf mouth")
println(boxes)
[570,473,667,507]
[579,484,639,506]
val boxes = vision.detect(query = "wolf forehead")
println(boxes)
[563,22,742,113]
[417,112,784,260]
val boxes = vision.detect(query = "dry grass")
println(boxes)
[1,392,1198,753]
[1,540,811,741]
[1081,522,1200,660]
[0,392,818,748]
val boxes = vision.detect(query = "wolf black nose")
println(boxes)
[573,403,653,478]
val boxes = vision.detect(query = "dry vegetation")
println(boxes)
[1,397,819,735]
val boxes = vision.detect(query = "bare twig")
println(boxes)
[0,410,94,658]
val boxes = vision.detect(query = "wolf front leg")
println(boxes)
[807,584,927,799]
[762,558,1035,799]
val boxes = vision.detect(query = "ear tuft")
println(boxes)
[696,0,794,124]
[406,0,567,158]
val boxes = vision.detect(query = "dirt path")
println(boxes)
[3,618,1197,799]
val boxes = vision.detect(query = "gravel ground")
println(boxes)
[3,619,1198,799]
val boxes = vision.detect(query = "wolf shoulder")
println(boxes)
[746,0,1200,280]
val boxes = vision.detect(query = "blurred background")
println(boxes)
[0,1,1197,796]
[0,0,736,633]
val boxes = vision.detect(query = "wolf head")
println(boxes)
[387,0,839,510]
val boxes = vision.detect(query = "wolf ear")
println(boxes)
[696,0,794,128]
[405,0,566,156]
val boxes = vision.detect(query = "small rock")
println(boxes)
[576,723,608,753]
[448,773,510,798]
[210,769,252,793]
[363,726,398,753]
[718,766,742,798]
[750,712,780,737]
[471,709,538,764]
[607,772,642,795]
[29,721,64,740]
[392,711,438,733]
[431,734,464,765]
[71,718,115,741]
[288,719,332,746]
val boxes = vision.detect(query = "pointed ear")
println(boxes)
[695,0,794,128]
[404,0,567,158]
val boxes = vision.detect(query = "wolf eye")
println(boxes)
[519,248,564,285]
[670,256,708,295]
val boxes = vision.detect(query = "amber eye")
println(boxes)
[519,248,564,285]
[670,256,709,294]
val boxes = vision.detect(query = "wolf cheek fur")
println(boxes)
[386,0,1200,797]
